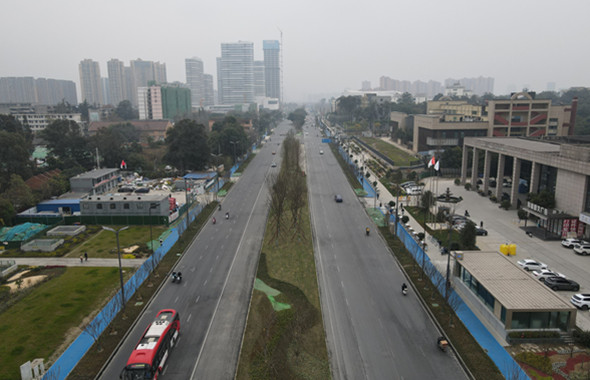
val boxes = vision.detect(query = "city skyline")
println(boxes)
[2,0,590,102]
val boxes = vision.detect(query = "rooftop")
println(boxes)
[457,250,574,311]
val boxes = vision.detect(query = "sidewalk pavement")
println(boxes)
[7,257,146,268]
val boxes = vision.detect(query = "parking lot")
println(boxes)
[425,178,590,331]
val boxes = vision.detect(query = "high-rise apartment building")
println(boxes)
[34,78,77,105]
[79,59,103,105]
[138,84,191,121]
[203,74,214,107]
[217,41,254,105]
[185,57,204,108]
[107,59,127,106]
[129,59,167,106]
[444,76,494,96]
[263,40,281,101]
[101,78,110,106]
[0,77,76,105]
[254,61,266,97]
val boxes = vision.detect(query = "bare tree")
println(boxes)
[82,303,117,353]
[268,172,288,239]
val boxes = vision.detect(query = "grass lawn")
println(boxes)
[0,267,124,380]
[237,194,330,379]
[70,225,168,259]
[359,137,416,167]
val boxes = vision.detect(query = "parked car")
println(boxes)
[271,162,277,167]
[272,151,276,155]
[570,293,590,310]
[517,259,548,271]
[562,238,588,248]
[532,269,566,282]
[319,150,324,155]
[574,244,590,256]
[334,194,343,203]
[134,187,150,193]
[544,276,580,291]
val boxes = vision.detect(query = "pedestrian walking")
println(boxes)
[84,252,88,261]
[480,221,483,228]
[79,255,84,263]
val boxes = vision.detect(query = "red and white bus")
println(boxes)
[120,309,180,380]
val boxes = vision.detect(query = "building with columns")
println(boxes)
[461,137,590,240]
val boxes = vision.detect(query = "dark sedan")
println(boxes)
[544,276,580,291]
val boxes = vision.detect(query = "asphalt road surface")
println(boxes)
[99,121,291,380]
[303,123,468,380]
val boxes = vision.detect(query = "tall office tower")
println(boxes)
[254,61,266,97]
[361,81,371,91]
[107,59,127,106]
[185,57,204,107]
[217,41,254,105]
[79,59,104,105]
[203,74,214,106]
[263,40,281,101]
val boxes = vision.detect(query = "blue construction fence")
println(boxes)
[338,145,377,198]
[43,203,205,380]
[394,220,529,380]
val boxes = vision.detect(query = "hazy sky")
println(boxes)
[2,0,590,102]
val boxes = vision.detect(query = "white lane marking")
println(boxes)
[190,165,270,379]
[195,296,200,304]
[216,254,219,260]
[209,267,213,273]
[174,296,179,303]
[203,279,208,286]
[187,314,192,322]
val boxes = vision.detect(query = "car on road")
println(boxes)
[574,243,590,256]
[320,150,324,155]
[532,269,566,282]
[562,238,588,248]
[271,162,277,167]
[517,259,548,271]
[570,293,590,310]
[334,194,343,203]
[272,151,276,155]
[544,276,580,291]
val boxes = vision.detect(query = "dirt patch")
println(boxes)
[6,275,47,292]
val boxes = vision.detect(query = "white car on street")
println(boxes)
[532,269,565,282]
[517,259,548,271]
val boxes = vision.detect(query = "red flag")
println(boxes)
[428,156,435,168]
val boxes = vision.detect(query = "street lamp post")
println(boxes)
[102,226,129,310]
[229,140,238,164]
[148,203,159,256]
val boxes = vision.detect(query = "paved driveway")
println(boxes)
[424,178,590,331]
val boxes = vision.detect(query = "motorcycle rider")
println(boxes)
[401,283,408,294]
[225,212,229,219]
[365,227,370,236]
[212,217,216,224]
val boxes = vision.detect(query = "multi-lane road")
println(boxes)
[99,119,468,379]
[303,123,467,379]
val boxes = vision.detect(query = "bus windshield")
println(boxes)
[120,364,153,380]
